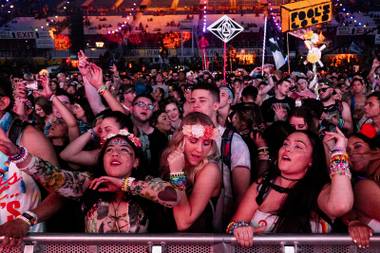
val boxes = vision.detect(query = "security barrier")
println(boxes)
[2,234,380,253]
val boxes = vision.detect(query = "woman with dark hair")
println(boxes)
[163,99,182,131]
[71,98,95,134]
[288,107,318,133]
[0,129,181,233]
[151,110,172,136]
[60,110,133,167]
[344,126,380,248]
[229,129,353,247]
[34,97,53,133]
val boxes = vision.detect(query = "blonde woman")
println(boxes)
[159,112,221,232]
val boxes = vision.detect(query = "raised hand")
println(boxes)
[38,75,52,99]
[78,50,91,77]
[324,127,348,152]
[273,104,287,121]
[167,141,185,173]
[88,176,123,192]
[86,63,104,89]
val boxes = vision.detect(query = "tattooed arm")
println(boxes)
[129,177,181,208]
[89,176,182,208]
[16,156,92,199]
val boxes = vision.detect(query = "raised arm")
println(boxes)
[318,128,353,218]
[59,128,99,166]
[86,64,127,114]
[78,50,106,115]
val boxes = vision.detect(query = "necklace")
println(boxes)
[279,173,302,182]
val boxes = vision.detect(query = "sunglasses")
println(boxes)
[134,101,155,111]
[318,87,330,94]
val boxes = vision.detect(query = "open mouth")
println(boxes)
[110,160,121,166]
[281,155,291,161]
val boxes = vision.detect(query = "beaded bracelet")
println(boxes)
[226,221,250,234]
[121,177,135,192]
[97,85,108,96]
[170,172,187,191]
[9,147,29,163]
[329,153,351,179]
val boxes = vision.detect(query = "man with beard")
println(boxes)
[319,81,353,134]
[131,95,167,177]
[261,78,295,124]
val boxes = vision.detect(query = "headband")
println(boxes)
[182,124,219,140]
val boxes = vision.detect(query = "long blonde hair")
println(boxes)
[160,112,219,180]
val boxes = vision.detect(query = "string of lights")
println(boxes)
[334,0,368,28]
[107,0,136,35]
[267,0,281,31]
[202,0,207,33]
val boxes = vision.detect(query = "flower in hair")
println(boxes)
[182,124,219,140]
[104,129,142,148]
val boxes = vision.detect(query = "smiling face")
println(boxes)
[347,136,371,173]
[103,137,139,178]
[35,104,46,118]
[165,102,180,122]
[278,132,313,179]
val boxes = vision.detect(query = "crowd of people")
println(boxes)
[0,50,379,250]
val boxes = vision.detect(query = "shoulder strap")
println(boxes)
[221,128,234,169]
[8,118,27,144]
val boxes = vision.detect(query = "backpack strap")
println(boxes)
[8,118,27,144]
[221,128,234,169]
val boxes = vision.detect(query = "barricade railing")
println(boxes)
[2,233,380,253]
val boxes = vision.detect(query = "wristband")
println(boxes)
[169,172,187,191]
[226,221,250,234]
[121,177,135,192]
[22,211,38,225]
[97,85,108,96]
[9,146,29,163]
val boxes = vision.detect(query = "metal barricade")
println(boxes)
[2,234,380,253]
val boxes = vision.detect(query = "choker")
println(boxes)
[279,173,302,182]
[268,181,291,194]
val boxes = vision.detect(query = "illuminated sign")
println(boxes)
[281,0,332,32]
